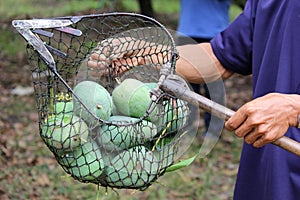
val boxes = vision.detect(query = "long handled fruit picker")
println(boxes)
[12,13,300,191]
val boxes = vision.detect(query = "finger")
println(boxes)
[244,129,263,144]
[108,61,130,77]
[253,131,278,148]
[225,107,248,131]
[95,43,113,57]
[119,50,136,58]
[87,59,108,70]
[90,53,107,61]
[253,137,266,148]
[115,57,140,69]
[234,118,257,138]
[87,69,108,78]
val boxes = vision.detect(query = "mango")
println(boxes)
[73,81,112,123]
[96,116,157,151]
[112,79,156,120]
[144,82,158,90]
[161,99,189,132]
[153,141,176,170]
[41,115,89,152]
[54,101,73,115]
[105,145,159,188]
[59,141,105,181]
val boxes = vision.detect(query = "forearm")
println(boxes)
[175,43,233,84]
[89,38,233,83]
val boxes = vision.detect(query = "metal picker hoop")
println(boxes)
[12,13,199,190]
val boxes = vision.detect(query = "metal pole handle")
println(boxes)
[160,75,300,157]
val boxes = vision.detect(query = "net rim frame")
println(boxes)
[12,12,179,124]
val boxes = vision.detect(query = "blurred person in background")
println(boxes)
[176,0,231,139]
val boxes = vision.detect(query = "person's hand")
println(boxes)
[225,93,299,148]
[86,37,145,75]
[86,35,168,77]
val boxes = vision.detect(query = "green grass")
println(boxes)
[1,0,180,21]
[105,0,180,15]
[0,0,101,20]
[0,29,26,57]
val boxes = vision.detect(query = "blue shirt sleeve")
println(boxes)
[210,0,254,75]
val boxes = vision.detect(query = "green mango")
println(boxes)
[105,146,159,188]
[150,99,189,134]
[144,82,158,90]
[153,141,176,170]
[161,99,189,132]
[97,116,157,151]
[41,115,89,152]
[54,101,73,115]
[73,81,112,123]
[112,79,158,121]
[59,141,106,181]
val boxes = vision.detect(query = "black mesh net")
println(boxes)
[13,13,199,190]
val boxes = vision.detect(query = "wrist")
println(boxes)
[285,94,300,128]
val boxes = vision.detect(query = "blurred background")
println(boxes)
[0,0,252,199]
